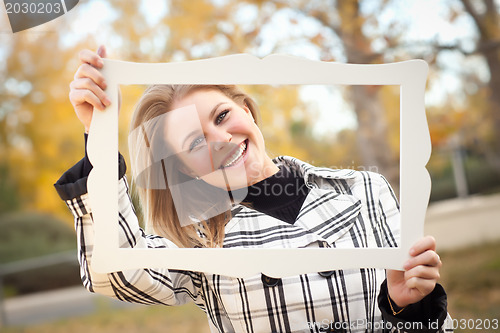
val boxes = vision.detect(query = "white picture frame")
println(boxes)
[87,54,430,277]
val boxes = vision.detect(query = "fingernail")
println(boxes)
[97,45,104,56]
[97,58,104,67]
[104,97,111,106]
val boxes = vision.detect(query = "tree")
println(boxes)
[459,0,500,168]
[1,30,89,219]
[233,0,402,187]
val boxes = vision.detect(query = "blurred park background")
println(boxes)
[1,0,500,332]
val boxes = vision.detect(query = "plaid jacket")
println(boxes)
[55,155,451,333]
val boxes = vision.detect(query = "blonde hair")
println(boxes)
[129,85,261,248]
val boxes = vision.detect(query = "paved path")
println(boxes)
[2,285,138,327]
[425,192,500,252]
[2,193,500,327]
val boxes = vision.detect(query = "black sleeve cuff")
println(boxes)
[82,132,93,177]
[378,279,448,333]
[54,134,127,201]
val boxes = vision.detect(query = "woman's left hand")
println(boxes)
[386,235,442,308]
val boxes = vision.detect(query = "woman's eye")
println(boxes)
[190,136,206,152]
[215,110,229,125]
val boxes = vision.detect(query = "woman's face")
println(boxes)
[164,89,278,190]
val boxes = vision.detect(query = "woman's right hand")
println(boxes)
[69,45,111,133]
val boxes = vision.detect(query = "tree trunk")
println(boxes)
[484,46,500,169]
[461,0,500,169]
[336,1,400,192]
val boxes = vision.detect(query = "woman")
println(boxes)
[56,46,452,332]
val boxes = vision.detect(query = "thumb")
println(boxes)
[97,45,107,58]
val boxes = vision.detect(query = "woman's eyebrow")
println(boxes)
[209,102,226,120]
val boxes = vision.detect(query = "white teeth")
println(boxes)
[222,141,247,168]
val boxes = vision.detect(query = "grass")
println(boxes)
[3,242,499,333]
[0,212,76,264]
[3,302,210,333]
[439,241,500,331]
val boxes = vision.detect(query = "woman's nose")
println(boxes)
[209,130,232,151]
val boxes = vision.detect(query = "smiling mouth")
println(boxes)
[220,139,248,169]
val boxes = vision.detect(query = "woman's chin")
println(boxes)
[201,167,248,190]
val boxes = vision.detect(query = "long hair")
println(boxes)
[129,85,261,248]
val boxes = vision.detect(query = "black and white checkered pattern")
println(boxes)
[64,156,452,333]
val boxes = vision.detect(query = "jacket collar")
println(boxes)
[273,156,357,188]
[224,156,361,248]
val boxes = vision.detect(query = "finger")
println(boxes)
[405,276,437,297]
[69,88,107,111]
[74,64,107,90]
[78,49,104,69]
[404,264,440,282]
[97,45,107,58]
[404,249,441,270]
[69,88,105,111]
[409,235,436,257]
[70,78,110,107]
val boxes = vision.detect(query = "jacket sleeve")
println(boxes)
[54,155,206,308]
[374,173,400,248]
[378,280,453,333]
[374,174,453,332]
